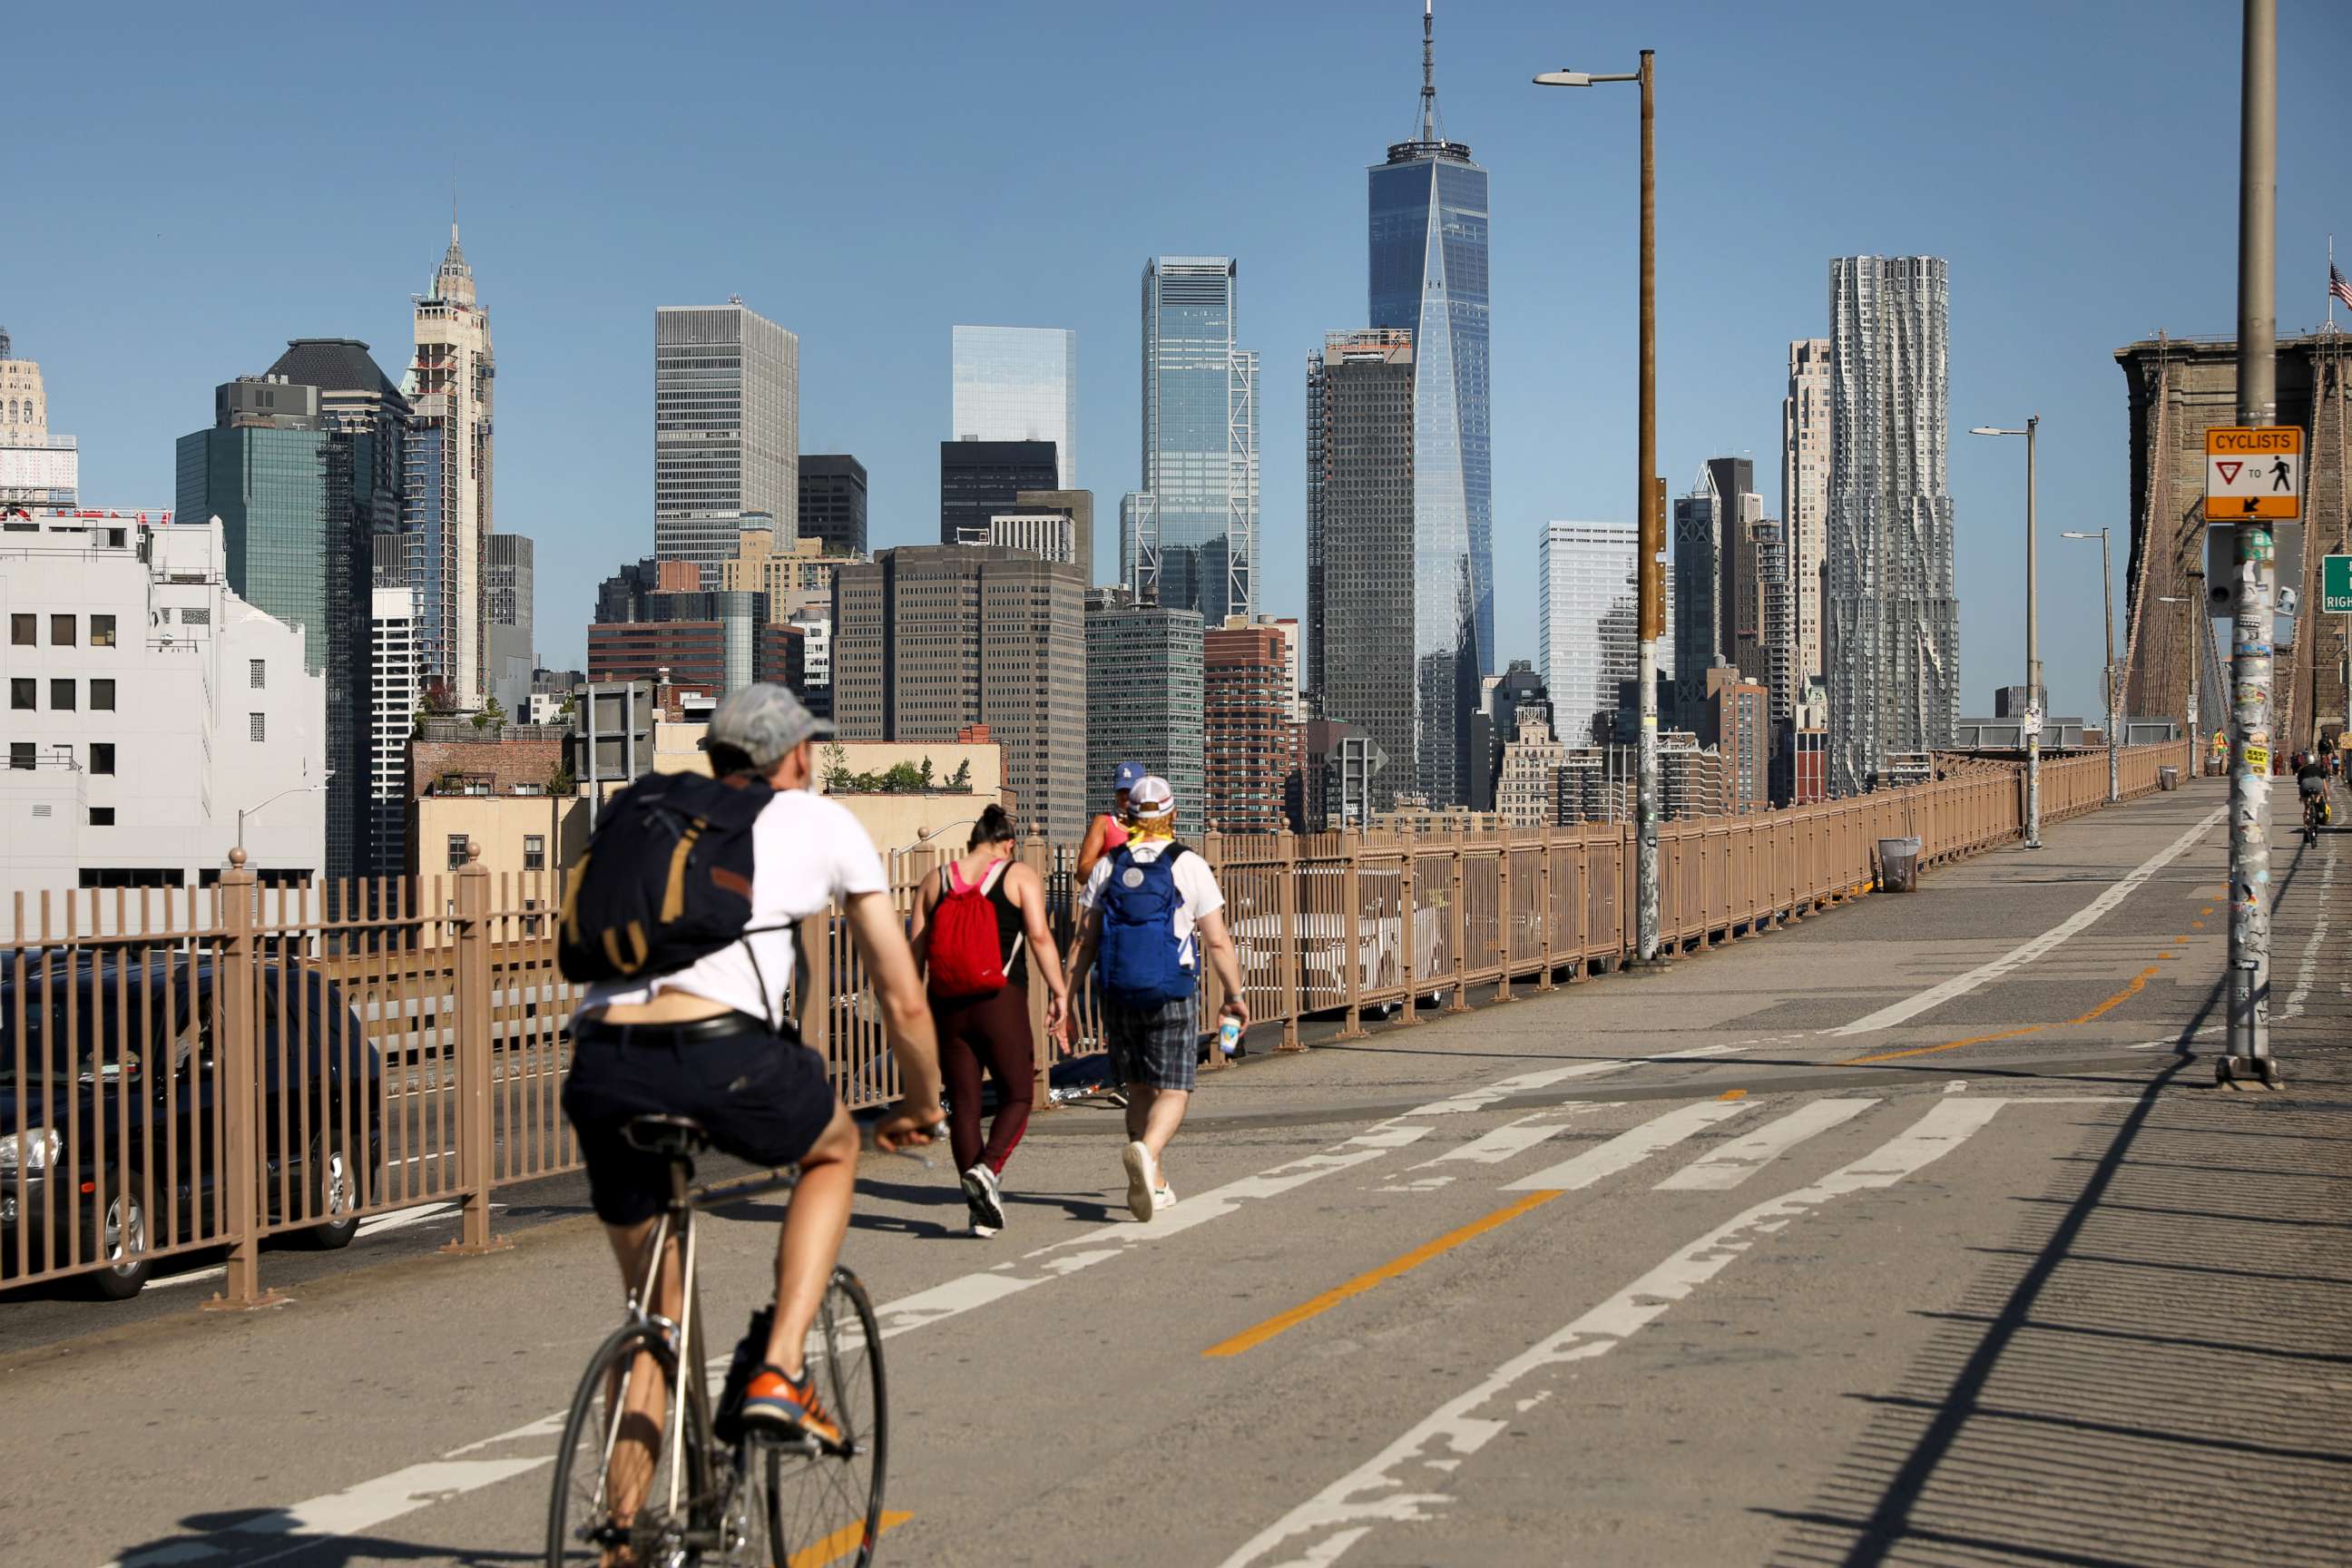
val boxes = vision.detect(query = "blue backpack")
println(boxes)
[1098,845,1196,1009]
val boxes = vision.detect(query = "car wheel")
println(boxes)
[84,1173,152,1301]
[297,1137,363,1250]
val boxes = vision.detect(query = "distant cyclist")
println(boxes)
[2297,752,2329,838]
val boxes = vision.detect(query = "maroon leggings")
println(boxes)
[932,983,1035,1175]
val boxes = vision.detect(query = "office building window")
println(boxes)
[50,679,74,711]
[91,742,115,775]
[92,679,115,711]
[524,835,546,871]
[9,613,32,646]
[447,834,469,870]
[8,742,32,770]
[249,712,265,742]
[9,678,32,710]
[51,613,75,646]
[250,659,267,690]
[92,613,116,647]
[90,808,115,828]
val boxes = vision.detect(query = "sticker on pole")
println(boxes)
[2243,743,2270,774]
[2324,554,2352,615]
[2206,426,2302,521]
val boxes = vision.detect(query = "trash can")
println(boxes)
[2158,765,2180,792]
[1877,836,1923,893]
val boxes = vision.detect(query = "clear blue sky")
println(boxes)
[10,0,2347,720]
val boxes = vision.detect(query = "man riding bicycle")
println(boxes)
[2298,752,2330,835]
[563,685,944,1512]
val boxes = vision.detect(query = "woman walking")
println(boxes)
[911,806,1070,1237]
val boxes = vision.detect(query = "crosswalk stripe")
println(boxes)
[1653,1099,1877,1191]
[1502,1100,1751,1192]
[1419,1104,1616,1167]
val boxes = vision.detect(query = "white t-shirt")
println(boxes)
[1079,838,1225,970]
[580,789,887,1028]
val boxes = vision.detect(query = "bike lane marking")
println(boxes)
[1830,805,2224,1037]
[1214,1098,2020,1568]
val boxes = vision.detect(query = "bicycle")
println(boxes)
[546,1113,888,1568]
[2304,788,2328,843]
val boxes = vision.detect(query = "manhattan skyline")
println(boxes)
[7,0,2347,721]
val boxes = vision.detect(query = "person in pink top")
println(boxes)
[1076,760,1143,883]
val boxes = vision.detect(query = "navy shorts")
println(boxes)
[563,1016,839,1225]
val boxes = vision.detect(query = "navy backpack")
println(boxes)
[1098,845,1197,1009]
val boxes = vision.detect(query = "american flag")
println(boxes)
[2334,262,2352,311]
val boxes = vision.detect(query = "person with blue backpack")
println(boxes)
[1062,774,1249,1220]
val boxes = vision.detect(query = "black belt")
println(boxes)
[575,1010,779,1044]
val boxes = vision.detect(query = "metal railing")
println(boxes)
[0,742,2190,1304]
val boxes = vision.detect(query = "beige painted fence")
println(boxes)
[0,742,2188,1304]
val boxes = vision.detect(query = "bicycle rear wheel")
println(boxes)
[549,1322,713,1567]
[765,1268,888,1568]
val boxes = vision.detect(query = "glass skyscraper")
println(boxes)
[654,301,799,587]
[1367,11,1492,678]
[951,326,1076,490]
[1139,257,1258,624]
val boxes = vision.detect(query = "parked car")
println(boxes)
[0,953,386,1299]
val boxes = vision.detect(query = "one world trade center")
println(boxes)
[1369,1,1492,688]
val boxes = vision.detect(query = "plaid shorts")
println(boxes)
[1102,990,1200,1093]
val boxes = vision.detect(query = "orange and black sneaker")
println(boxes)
[740,1363,841,1447]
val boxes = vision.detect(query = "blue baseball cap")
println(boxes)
[1112,760,1145,791]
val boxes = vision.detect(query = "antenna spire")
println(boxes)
[1420,0,1436,142]
[451,154,459,241]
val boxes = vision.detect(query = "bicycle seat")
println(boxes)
[622,1114,712,1156]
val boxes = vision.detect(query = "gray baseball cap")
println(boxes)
[707,683,832,769]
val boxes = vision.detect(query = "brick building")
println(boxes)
[1204,618,1300,832]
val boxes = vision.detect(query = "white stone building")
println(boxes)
[0,514,324,916]
[370,585,420,883]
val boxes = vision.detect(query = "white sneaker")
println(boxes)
[1122,1141,1160,1220]
[961,1162,1006,1235]
[1153,1181,1178,1210]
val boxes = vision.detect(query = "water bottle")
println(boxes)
[1219,1014,1243,1057]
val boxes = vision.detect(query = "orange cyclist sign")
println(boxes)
[2206,426,2302,521]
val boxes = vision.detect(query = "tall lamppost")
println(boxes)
[1972,418,2042,847]
[2155,593,2205,765]
[1536,49,1661,961]
[2063,528,2120,801]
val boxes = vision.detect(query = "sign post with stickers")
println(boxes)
[2206,421,2293,1087]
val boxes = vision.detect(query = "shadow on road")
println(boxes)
[112,1511,536,1568]
[1758,911,2352,1565]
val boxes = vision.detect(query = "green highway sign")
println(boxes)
[2327,554,2352,615]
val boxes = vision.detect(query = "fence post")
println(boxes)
[1200,828,1227,1072]
[1495,831,1515,1003]
[1397,838,1419,1027]
[1448,827,1470,1013]
[203,850,279,1310]
[799,905,834,1094]
[1276,829,1301,1050]
[442,841,505,1256]
[1020,825,1053,1101]
[1337,828,1367,1039]
[1537,825,1558,991]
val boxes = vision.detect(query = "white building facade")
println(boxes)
[1538,520,1673,749]
[370,585,419,880]
[654,301,799,586]
[1781,338,1832,685]
[1,514,325,916]
[406,225,495,707]
[1,328,80,507]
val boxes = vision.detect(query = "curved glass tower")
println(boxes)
[1368,4,1490,698]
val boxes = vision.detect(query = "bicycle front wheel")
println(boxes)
[766,1268,888,1568]
[549,1321,712,1568]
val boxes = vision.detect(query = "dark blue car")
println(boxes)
[0,953,387,1299]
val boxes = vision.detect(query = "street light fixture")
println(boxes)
[238,771,333,856]
[1971,420,2043,847]
[1537,48,1663,961]
[2154,595,2210,760]
[2062,529,2121,802]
